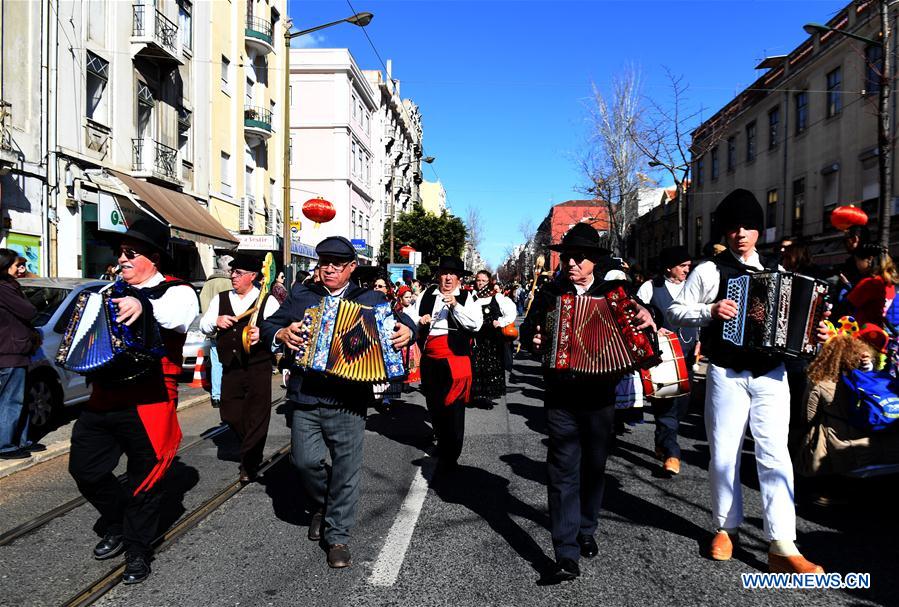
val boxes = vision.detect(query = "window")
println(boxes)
[795,91,808,134]
[865,45,883,94]
[710,146,719,180]
[352,94,358,121]
[85,51,110,123]
[221,55,230,94]
[351,208,358,238]
[766,189,778,230]
[826,67,842,117]
[178,106,192,163]
[178,0,192,51]
[136,82,154,140]
[220,152,232,196]
[696,157,704,187]
[726,136,736,171]
[363,110,370,135]
[246,77,253,106]
[792,178,805,235]
[768,106,779,150]
[694,215,703,257]
[351,140,357,175]
[746,121,756,162]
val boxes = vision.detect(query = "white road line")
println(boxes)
[368,467,429,587]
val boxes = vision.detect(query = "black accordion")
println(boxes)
[55,281,165,382]
[721,270,828,358]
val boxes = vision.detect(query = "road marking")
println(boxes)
[368,467,429,587]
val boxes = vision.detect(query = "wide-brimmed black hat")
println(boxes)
[714,189,764,234]
[229,253,263,273]
[658,245,691,269]
[548,223,611,254]
[435,255,472,277]
[105,216,171,258]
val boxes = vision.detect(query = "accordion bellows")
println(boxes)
[544,288,661,376]
[722,270,828,358]
[295,296,405,382]
[55,282,165,382]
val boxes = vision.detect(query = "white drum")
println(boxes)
[640,332,691,400]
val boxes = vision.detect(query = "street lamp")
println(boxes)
[804,8,891,248]
[281,12,374,275]
[648,160,690,247]
[389,155,435,263]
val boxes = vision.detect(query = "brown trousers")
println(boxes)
[219,362,272,475]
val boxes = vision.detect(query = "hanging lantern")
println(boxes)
[399,245,415,259]
[830,205,868,231]
[302,197,336,226]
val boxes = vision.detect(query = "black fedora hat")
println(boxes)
[104,216,171,257]
[548,223,611,254]
[435,255,472,277]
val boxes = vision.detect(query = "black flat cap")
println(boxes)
[229,253,262,273]
[316,236,358,261]
[714,188,764,235]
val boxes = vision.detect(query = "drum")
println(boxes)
[640,332,690,399]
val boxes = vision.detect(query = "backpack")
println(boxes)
[841,369,899,432]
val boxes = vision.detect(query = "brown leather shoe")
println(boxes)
[663,457,681,475]
[709,531,734,561]
[327,544,351,568]
[768,553,824,574]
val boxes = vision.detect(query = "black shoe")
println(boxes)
[327,543,352,568]
[122,553,151,584]
[0,449,30,460]
[93,533,125,560]
[553,558,580,581]
[577,534,598,558]
[308,509,324,541]
[211,398,220,409]
[26,443,47,453]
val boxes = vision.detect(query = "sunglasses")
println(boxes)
[560,252,589,264]
[116,247,144,260]
[374,283,387,289]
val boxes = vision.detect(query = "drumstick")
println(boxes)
[233,305,259,322]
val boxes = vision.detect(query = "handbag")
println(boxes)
[840,369,899,432]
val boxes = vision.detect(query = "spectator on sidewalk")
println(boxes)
[199,254,233,408]
[0,249,38,460]
[846,243,899,328]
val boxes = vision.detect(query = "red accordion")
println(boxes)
[544,287,661,376]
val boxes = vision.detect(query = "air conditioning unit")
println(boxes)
[239,195,256,233]
[266,206,282,235]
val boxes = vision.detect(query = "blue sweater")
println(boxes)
[259,280,416,407]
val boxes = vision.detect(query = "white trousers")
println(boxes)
[705,363,796,541]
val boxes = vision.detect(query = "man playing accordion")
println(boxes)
[520,223,656,582]
[260,236,414,569]
[67,218,199,584]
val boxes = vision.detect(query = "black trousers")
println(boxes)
[220,362,272,475]
[545,393,616,562]
[69,407,163,557]
[421,355,466,464]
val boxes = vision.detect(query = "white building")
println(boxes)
[420,180,447,215]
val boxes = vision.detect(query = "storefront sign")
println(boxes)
[387,263,415,284]
[97,191,145,233]
[6,232,41,275]
[291,241,318,259]
[351,238,366,250]
[237,234,279,251]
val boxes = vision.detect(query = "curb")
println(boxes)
[0,393,212,481]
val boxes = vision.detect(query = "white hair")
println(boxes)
[216,254,234,272]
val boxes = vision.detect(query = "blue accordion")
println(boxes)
[55,281,165,382]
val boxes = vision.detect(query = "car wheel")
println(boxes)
[28,376,61,429]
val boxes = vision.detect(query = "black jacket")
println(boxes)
[0,277,37,368]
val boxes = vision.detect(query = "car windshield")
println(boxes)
[22,287,71,327]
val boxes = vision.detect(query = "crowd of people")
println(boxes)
[2,186,899,586]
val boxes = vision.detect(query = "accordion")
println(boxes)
[722,270,828,358]
[544,287,661,376]
[56,281,165,382]
[294,296,405,383]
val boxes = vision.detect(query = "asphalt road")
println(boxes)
[0,356,896,607]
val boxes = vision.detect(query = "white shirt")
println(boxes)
[666,249,766,328]
[574,275,595,296]
[133,272,198,334]
[406,286,483,336]
[636,278,686,306]
[200,286,281,336]
[473,292,518,327]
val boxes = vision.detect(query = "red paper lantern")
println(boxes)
[302,197,336,225]
[830,205,868,231]
[399,245,415,259]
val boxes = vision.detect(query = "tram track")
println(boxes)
[60,442,292,607]
[0,396,285,547]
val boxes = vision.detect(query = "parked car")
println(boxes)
[19,278,110,429]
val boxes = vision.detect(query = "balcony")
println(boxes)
[244,106,273,145]
[245,17,275,55]
[131,3,183,66]
[132,138,180,184]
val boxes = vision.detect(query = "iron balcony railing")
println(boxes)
[133,3,179,56]
[244,106,273,132]
[133,138,179,181]
[245,17,273,46]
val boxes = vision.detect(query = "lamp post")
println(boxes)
[389,155,434,264]
[804,4,892,248]
[282,12,374,275]
[648,160,690,247]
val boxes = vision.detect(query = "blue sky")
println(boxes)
[288,0,847,266]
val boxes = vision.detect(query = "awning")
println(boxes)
[111,171,239,249]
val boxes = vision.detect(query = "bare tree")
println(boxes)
[464,207,484,270]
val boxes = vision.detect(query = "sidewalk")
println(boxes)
[0,383,212,480]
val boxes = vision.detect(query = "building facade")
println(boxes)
[534,200,610,272]
[689,0,895,264]
[420,180,447,215]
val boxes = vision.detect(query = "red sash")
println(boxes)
[424,334,472,406]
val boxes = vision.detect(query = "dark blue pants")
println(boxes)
[651,394,690,459]
[545,402,616,562]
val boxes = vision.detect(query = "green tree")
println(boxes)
[378,204,467,280]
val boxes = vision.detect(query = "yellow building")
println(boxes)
[208,0,287,249]
[420,180,447,216]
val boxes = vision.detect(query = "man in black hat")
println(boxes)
[260,236,414,569]
[405,255,484,472]
[67,217,199,584]
[636,245,697,476]
[199,253,281,483]
[520,222,656,582]
[667,188,824,574]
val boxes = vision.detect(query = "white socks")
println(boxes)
[769,539,800,556]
